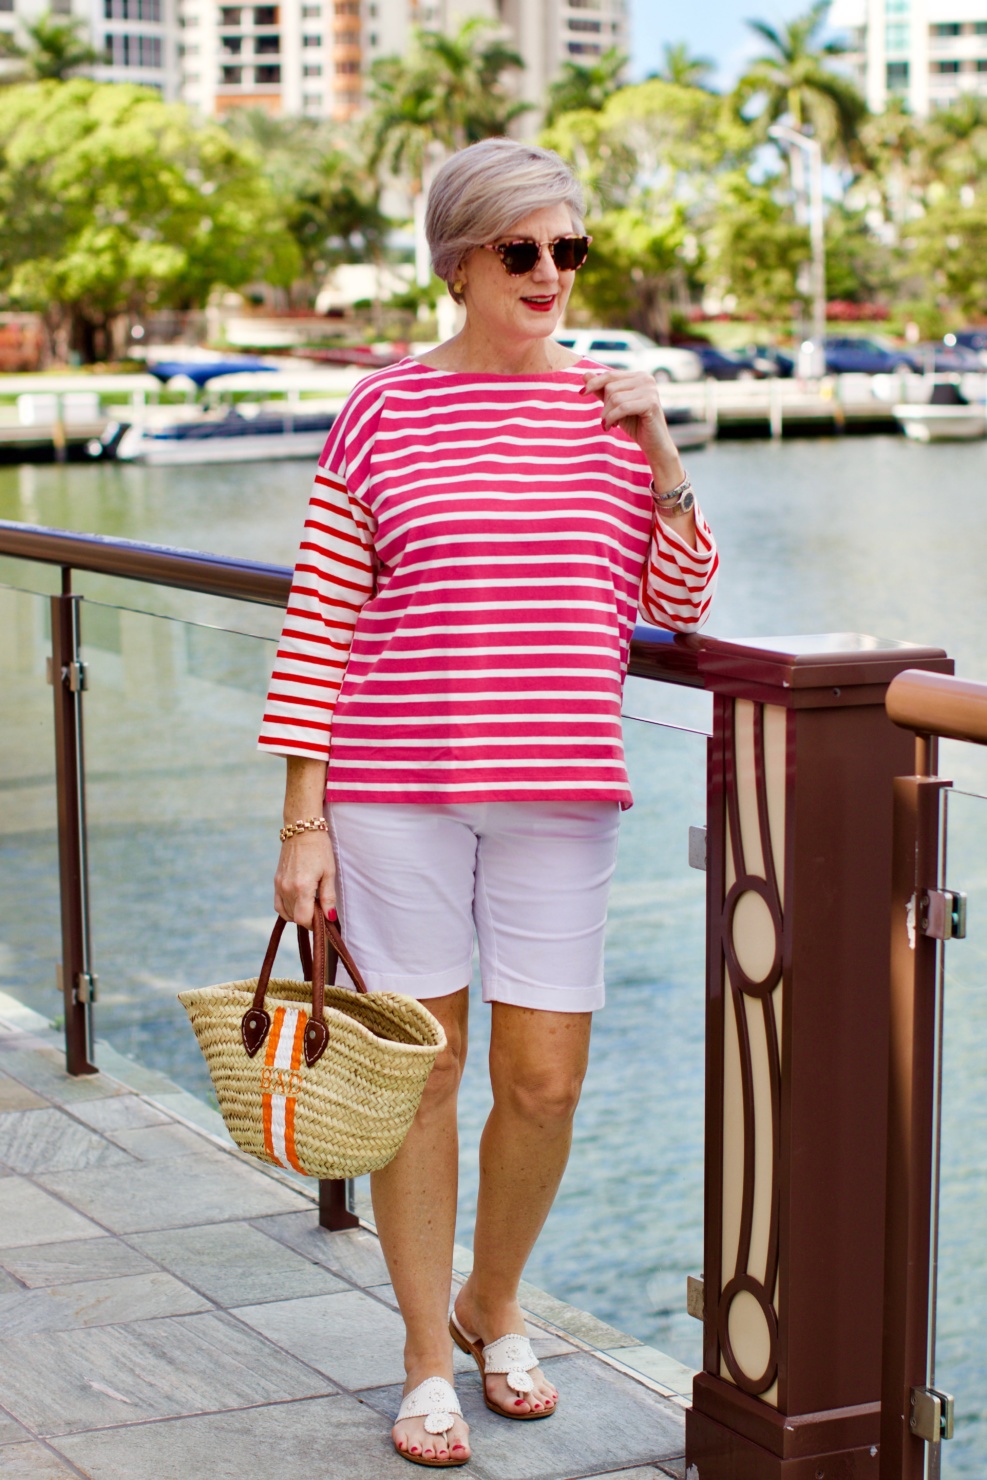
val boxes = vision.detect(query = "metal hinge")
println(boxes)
[910,1385,954,1443]
[919,890,967,941]
[58,965,98,1004]
[686,1275,705,1320]
[688,826,707,872]
[75,972,99,1004]
[46,657,87,692]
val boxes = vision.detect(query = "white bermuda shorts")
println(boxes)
[328,801,621,1013]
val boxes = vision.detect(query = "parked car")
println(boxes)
[745,345,796,378]
[677,343,759,380]
[553,329,703,382]
[950,330,987,367]
[914,340,985,374]
[822,336,919,374]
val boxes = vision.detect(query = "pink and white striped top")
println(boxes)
[259,357,718,806]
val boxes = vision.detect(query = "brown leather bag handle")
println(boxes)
[241,912,368,1067]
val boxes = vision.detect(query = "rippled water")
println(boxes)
[1,437,985,1472]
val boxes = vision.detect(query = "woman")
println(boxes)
[260,137,717,1468]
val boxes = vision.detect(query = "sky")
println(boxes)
[628,0,823,89]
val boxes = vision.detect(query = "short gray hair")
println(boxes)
[426,138,585,302]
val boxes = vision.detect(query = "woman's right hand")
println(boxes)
[274,830,336,929]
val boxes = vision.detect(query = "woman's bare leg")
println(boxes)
[454,1003,592,1416]
[373,987,471,1463]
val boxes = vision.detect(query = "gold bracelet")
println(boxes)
[279,817,329,843]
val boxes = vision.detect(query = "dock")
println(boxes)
[0,991,691,1480]
[3,368,986,461]
[659,372,978,438]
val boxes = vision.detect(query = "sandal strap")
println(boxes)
[397,1376,463,1436]
[482,1333,538,1394]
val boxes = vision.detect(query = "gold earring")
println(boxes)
[453,280,465,296]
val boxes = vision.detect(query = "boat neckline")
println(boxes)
[396,354,596,380]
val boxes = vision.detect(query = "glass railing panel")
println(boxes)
[453,708,708,1372]
[79,600,290,1104]
[936,783,987,1477]
[0,585,60,1021]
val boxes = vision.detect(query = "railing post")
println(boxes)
[319,1178,360,1231]
[50,573,97,1075]
[879,746,949,1479]
[685,633,951,1479]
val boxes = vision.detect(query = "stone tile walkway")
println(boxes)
[0,992,692,1480]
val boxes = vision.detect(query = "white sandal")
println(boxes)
[449,1312,556,1420]
[394,1376,469,1468]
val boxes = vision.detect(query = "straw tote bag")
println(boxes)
[179,913,446,1179]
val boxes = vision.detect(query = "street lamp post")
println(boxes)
[769,123,826,380]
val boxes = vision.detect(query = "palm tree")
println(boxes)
[366,17,527,169]
[923,93,987,190]
[0,13,100,82]
[544,46,627,124]
[735,0,866,167]
[415,20,531,144]
[858,98,927,234]
[365,18,529,284]
[654,41,715,91]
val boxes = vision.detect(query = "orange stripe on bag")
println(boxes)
[283,1009,307,1172]
[262,1006,287,1163]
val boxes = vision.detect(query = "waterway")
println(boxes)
[1,438,985,1473]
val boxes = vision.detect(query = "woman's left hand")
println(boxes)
[582,368,683,489]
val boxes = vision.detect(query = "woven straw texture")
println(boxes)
[179,977,445,1179]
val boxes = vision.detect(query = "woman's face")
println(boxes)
[458,203,579,348]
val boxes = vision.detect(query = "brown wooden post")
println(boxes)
[685,634,951,1480]
[50,574,98,1076]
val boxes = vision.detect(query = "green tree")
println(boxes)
[543,78,749,215]
[0,81,299,362]
[0,12,100,82]
[735,1,866,166]
[567,206,689,340]
[823,204,895,303]
[224,110,386,301]
[544,46,627,125]
[700,172,809,320]
[903,198,987,320]
[654,41,716,91]
[543,79,753,334]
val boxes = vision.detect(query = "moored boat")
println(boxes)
[89,403,344,465]
[664,405,716,451]
[892,379,986,442]
[893,404,986,442]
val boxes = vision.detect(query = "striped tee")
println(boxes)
[258,357,718,806]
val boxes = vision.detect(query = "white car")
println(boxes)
[554,329,703,383]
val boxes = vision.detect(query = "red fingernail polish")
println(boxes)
[327,908,337,922]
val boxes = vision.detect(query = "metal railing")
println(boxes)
[3,516,983,1478]
[0,519,694,1237]
[882,668,987,1478]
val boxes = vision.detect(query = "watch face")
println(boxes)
[681,488,696,514]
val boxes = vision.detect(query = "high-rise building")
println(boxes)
[0,0,629,125]
[0,0,180,97]
[179,0,629,124]
[830,0,987,114]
